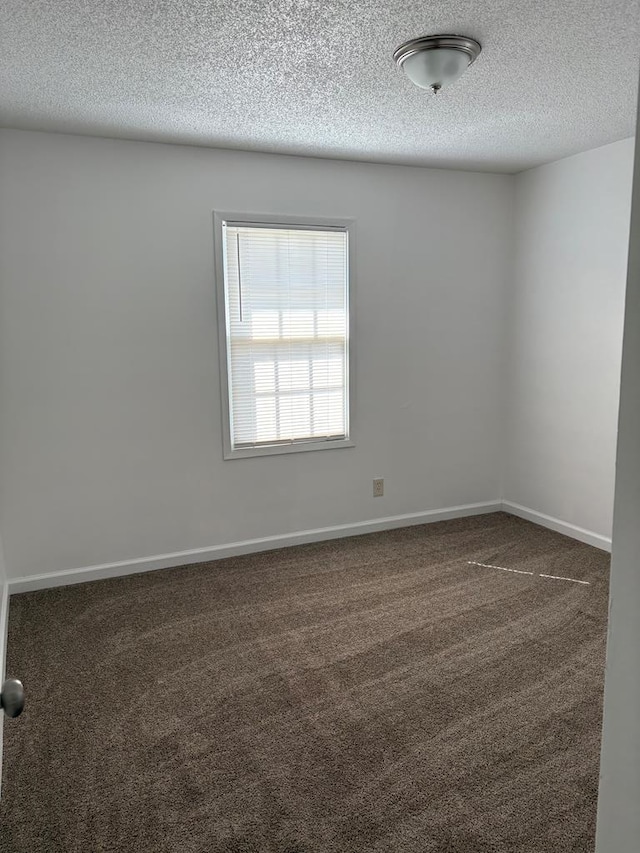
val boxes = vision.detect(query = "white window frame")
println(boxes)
[213,211,355,460]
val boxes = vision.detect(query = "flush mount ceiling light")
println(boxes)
[393,34,482,94]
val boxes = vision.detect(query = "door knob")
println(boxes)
[1,678,24,718]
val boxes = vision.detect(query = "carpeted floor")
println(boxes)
[0,512,610,852]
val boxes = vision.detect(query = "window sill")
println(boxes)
[223,438,355,460]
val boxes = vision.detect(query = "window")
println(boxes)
[215,213,353,459]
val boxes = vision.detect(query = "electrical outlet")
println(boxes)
[373,478,384,497]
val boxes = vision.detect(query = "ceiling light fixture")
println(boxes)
[393,34,482,94]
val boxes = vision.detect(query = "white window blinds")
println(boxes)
[221,222,349,451]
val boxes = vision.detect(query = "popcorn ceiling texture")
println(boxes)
[0,0,638,172]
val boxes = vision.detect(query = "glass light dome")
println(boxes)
[402,48,471,91]
[393,35,482,93]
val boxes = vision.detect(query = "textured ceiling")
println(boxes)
[1,0,639,173]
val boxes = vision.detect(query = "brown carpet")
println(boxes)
[0,512,610,853]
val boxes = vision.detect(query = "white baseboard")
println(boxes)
[7,499,611,595]
[0,582,7,676]
[502,501,612,552]
[8,501,502,594]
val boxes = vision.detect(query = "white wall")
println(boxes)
[595,127,640,851]
[504,139,634,540]
[0,129,512,581]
